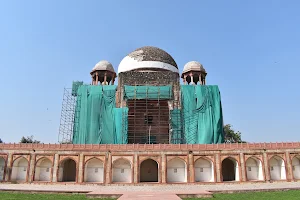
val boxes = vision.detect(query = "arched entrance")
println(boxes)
[11,157,28,182]
[222,157,239,181]
[84,158,104,182]
[140,159,158,182]
[246,157,263,181]
[0,157,5,181]
[167,158,186,183]
[112,158,132,183]
[292,156,300,179]
[269,156,286,180]
[58,159,76,182]
[34,158,52,181]
[195,158,214,182]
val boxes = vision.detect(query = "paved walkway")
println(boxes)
[118,192,182,200]
[1,182,300,199]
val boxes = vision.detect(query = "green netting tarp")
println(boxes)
[113,107,128,144]
[181,85,224,144]
[72,85,128,144]
[170,109,182,144]
[72,81,83,96]
[124,85,172,99]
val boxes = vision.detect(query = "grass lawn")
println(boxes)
[0,192,116,200]
[184,190,300,200]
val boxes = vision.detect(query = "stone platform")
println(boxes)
[86,190,212,199]
[2,182,300,199]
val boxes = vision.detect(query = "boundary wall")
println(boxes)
[0,142,300,184]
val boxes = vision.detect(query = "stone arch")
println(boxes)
[221,157,239,182]
[140,159,158,182]
[292,155,300,179]
[269,155,286,181]
[0,157,5,181]
[186,75,191,84]
[11,157,28,182]
[58,158,77,182]
[194,157,214,182]
[245,157,264,181]
[112,158,132,183]
[34,157,52,182]
[84,158,104,183]
[193,74,200,85]
[167,157,187,183]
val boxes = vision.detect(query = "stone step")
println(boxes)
[86,190,213,199]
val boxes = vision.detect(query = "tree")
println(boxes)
[20,135,40,143]
[0,138,3,143]
[224,124,246,143]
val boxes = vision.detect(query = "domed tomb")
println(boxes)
[118,46,179,73]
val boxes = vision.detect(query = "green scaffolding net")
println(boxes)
[124,85,172,99]
[72,85,128,144]
[181,85,224,144]
[70,84,223,144]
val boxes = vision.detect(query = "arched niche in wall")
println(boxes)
[11,157,28,182]
[194,157,214,182]
[167,158,187,183]
[140,159,158,182]
[84,158,104,183]
[245,157,264,181]
[269,156,286,181]
[112,158,132,183]
[0,157,5,181]
[221,157,239,182]
[292,156,300,180]
[58,158,77,182]
[34,157,52,182]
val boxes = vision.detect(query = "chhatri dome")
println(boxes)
[182,61,206,73]
[90,60,116,85]
[118,46,179,74]
[91,60,115,73]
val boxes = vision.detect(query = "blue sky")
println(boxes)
[0,0,299,143]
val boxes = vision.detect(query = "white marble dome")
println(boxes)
[118,46,179,74]
[91,60,115,73]
[183,61,206,73]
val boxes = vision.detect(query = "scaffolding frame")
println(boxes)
[58,88,77,144]
[58,84,187,144]
[123,84,184,144]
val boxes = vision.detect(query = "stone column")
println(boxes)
[78,153,84,183]
[191,75,194,85]
[285,152,293,181]
[112,74,115,85]
[263,152,270,182]
[239,153,246,181]
[161,154,167,183]
[91,75,94,85]
[133,153,138,183]
[95,72,99,85]
[28,154,36,182]
[215,153,221,182]
[5,153,13,181]
[52,154,59,182]
[183,75,187,85]
[105,151,112,184]
[104,72,107,85]
[188,153,195,183]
